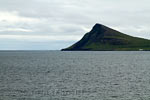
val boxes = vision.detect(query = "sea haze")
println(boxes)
[0,51,150,100]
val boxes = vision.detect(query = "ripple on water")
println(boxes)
[0,51,150,100]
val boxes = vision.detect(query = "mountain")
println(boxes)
[62,23,150,51]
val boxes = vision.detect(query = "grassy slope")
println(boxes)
[83,34,150,51]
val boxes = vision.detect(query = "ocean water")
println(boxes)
[0,51,150,100]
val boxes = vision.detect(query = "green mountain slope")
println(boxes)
[62,23,150,51]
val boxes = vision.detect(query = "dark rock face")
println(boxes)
[62,23,150,51]
[91,23,106,34]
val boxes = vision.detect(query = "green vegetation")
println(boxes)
[62,23,150,51]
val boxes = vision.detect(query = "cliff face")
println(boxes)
[62,23,150,51]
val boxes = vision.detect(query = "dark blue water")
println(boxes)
[0,51,150,100]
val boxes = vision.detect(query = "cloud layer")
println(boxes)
[0,0,150,50]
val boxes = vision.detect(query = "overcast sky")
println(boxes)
[0,0,150,50]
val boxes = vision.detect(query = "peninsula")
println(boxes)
[62,23,150,51]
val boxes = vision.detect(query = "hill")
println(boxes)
[62,23,150,51]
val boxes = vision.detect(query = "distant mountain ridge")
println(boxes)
[62,23,150,51]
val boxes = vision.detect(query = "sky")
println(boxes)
[0,0,150,50]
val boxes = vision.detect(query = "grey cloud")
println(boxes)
[0,0,150,49]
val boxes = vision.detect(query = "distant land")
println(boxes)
[62,23,150,51]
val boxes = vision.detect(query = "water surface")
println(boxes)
[0,51,150,100]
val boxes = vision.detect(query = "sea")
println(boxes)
[0,51,150,100]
